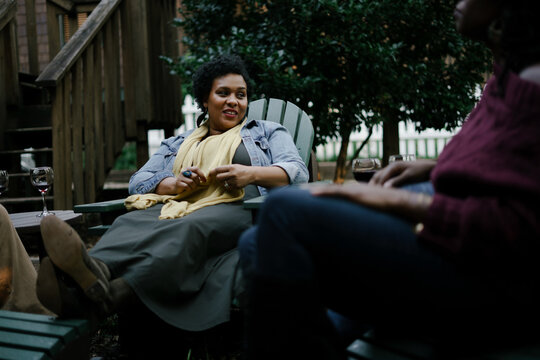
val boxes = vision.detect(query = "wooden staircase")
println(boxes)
[1,0,182,214]
[1,95,53,214]
[1,0,51,213]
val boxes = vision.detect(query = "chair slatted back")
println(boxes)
[247,98,314,166]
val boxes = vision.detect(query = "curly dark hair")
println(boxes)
[497,0,540,92]
[192,55,251,126]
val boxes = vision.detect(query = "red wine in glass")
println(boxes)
[351,158,381,182]
[35,183,50,194]
[353,170,376,182]
[30,167,55,217]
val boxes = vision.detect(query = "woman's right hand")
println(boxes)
[155,167,207,195]
[369,159,436,188]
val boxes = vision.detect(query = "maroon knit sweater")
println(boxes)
[419,66,540,262]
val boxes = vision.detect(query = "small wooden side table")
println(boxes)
[9,211,83,260]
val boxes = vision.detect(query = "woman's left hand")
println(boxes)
[310,182,432,223]
[209,164,254,190]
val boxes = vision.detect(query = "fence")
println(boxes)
[148,96,459,162]
[316,122,456,162]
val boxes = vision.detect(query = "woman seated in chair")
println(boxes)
[37,54,308,333]
[238,0,540,359]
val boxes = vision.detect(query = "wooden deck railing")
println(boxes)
[36,0,181,209]
[0,0,19,142]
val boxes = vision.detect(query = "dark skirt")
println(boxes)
[89,201,252,331]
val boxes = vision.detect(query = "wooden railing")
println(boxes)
[36,0,181,209]
[0,0,19,143]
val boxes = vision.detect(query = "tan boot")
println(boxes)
[40,215,112,313]
[37,257,105,331]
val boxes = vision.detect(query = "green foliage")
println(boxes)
[169,0,492,146]
[113,142,137,170]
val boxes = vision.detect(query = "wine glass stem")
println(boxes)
[41,193,48,213]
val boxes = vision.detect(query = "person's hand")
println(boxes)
[369,159,436,188]
[310,182,407,211]
[178,167,207,191]
[209,164,253,191]
[310,182,431,223]
[155,167,207,195]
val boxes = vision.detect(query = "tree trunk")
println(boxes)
[382,120,400,167]
[333,127,352,184]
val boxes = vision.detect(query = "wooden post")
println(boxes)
[51,81,65,210]
[46,2,62,61]
[111,10,123,155]
[6,20,19,106]
[120,0,136,139]
[71,60,84,205]
[124,0,152,166]
[0,29,6,139]
[25,0,39,74]
[83,44,96,203]
[103,19,115,169]
[93,33,105,191]
[62,73,73,208]
[136,120,148,169]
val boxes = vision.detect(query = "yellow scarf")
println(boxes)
[124,120,246,219]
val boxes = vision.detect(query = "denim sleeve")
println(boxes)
[265,125,309,185]
[128,136,182,194]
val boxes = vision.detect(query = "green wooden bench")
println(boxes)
[74,97,316,230]
[0,310,90,360]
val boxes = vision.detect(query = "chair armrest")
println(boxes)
[243,195,266,210]
[73,199,126,213]
[242,181,332,210]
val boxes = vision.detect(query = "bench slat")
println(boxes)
[0,330,62,356]
[0,318,77,343]
[0,310,89,335]
[0,345,51,360]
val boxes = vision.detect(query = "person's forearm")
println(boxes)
[155,177,180,195]
[390,191,433,223]
[250,166,290,188]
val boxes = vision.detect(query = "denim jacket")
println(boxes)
[129,119,309,196]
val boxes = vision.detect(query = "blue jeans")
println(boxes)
[238,183,531,358]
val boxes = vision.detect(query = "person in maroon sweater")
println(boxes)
[237,0,540,359]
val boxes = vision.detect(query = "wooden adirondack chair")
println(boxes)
[73,98,316,234]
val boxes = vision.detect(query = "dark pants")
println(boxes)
[238,184,538,359]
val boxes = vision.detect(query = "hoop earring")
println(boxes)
[196,108,208,127]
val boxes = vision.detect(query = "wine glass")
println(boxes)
[389,154,416,163]
[30,167,55,217]
[0,170,8,196]
[352,158,381,182]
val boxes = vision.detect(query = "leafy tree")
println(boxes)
[167,0,492,181]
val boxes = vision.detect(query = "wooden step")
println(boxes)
[4,126,52,134]
[3,127,52,149]
[18,73,50,107]
[0,147,52,155]
[7,105,51,128]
